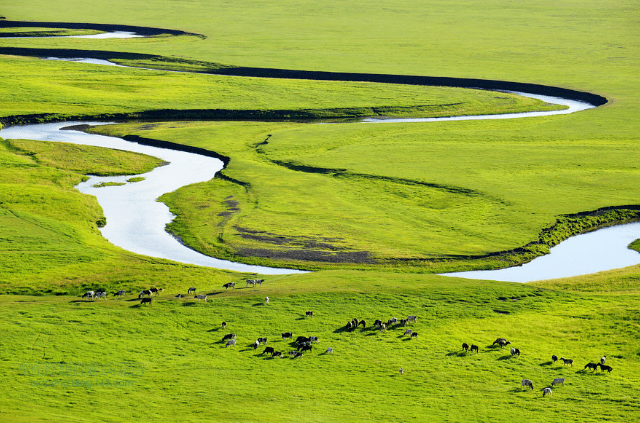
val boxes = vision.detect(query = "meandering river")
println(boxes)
[2,43,635,281]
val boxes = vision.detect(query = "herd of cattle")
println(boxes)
[79,283,616,390]
[462,338,613,397]
[79,279,267,306]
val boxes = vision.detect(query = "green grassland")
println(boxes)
[1,274,639,422]
[0,0,639,421]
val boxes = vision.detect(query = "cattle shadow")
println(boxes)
[539,361,554,366]
[68,300,95,303]
[295,317,306,321]
[497,355,515,361]
[251,302,265,307]
[333,326,351,334]
[181,301,198,306]
[445,351,468,357]
[207,328,224,333]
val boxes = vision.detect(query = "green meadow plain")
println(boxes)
[0,0,639,422]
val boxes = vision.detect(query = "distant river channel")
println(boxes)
[2,60,636,280]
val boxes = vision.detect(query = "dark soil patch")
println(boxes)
[239,248,375,264]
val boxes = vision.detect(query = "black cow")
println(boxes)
[470,345,479,353]
[222,333,236,341]
[296,336,310,343]
[584,362,599,371]
[298,344,312,353]
[282,332,293,339]
[140,297,152,306]
[462,343,469,352]
[223,282,235,290]
[306,311,314,317]
[257,337,267,344]
[262,347,275,355]
[599,364,613,373]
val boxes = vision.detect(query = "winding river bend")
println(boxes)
[2,26,635,281]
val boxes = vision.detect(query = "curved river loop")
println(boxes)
[2,27,637,281]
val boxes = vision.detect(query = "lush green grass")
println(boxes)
[1,274,639,422]
[87,117,640,271]
[0,1,639,421]
[0,54,557,125]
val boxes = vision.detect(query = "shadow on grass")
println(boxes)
[445,351,469,357]
[540,361,554,366]
[182,302,198,306]
[497,355,514,361]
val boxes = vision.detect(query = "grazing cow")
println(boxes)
[306,311,314,317]
[380,323,386,332]
[400,319,408,327]
[139,289,152,299]
[175,294,183,299]
[95,291,107,300]
[296,336,310,343]
[195,294,207,302]
[282,332,293,340]
[262,347,275,355]
[493,338,511,349]
[272,351,282,358]
[115,290,126,299]
[552,378,565,387]
[309,336,319,343]
[326,347,334,354]
[470,345,479,354]
[601,356,607,365]
[552,355,558,363]
[407,315,417,323]
[140,297,152,306]
[521,379,534,390]
[560,357,573,367]
[510,348,520,356]
[222,333,236,341]
[390,317,398,325]
[599,364,613,373]
[359,320,367,328]
[246,279,256,288]
[399,368,404,375]
[404,329,413,336]
[353,318,359,327]
[462,343,469,352]
[225,339,236,347]
[411,332,418,339]
[82,291,95,300]
[374,319,382,328]
[265,296,269,305]
[150,287,163,295]
[253,341,259,350]
[257,337,268,344]
[222,321,227,329]
[543,387,552,397]
[188,287,196,294]
[386,319,394,327]
[584,362,599,371]
[298,344,312,353]
[223,282,235,290]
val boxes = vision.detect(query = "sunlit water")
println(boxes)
[1,31,143,39]
[441,223,640,282]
